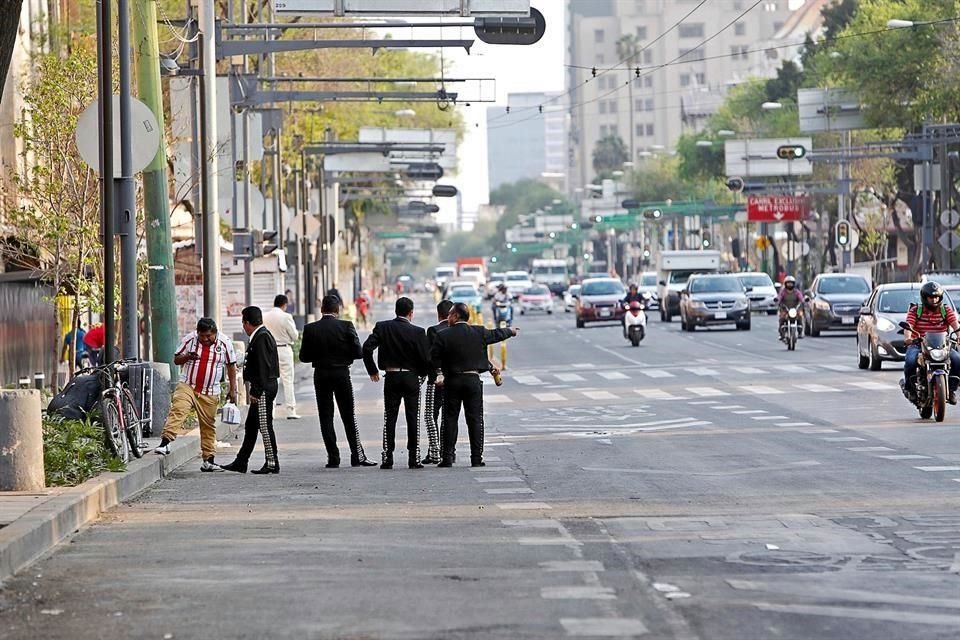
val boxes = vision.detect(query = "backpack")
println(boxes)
[912,302,948,322]
[47,373,102,420]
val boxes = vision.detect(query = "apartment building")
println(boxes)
[486,91,568,194]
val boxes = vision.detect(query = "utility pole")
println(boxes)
[117,0,139,359]
[198,0,221,323]
[133,0,177,371]
[96,0,116,360]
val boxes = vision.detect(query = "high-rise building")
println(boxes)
[566,0,799,193]
[486,91,568,195]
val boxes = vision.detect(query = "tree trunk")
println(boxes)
[0,0,23,96]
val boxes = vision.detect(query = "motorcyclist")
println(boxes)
[620,283,646,328]
[492,284,512,326]
[777,275,804,341]
[903,281,960,404]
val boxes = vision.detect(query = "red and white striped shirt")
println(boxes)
[175,332,237,396]
[906,304,958,339]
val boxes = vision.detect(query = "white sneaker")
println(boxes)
[200,459,224,472]
[287,412,301,420]
[154,444,171,456]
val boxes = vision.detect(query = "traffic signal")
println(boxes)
[474,8,546,46]
[253,229,279,257]
[642,208,663,220]
[835,220,851,248]
[776,145,807,160]
[621,198,641,210]
[701,230,711,248]
[233,230,253,259]
[725,176,745,192]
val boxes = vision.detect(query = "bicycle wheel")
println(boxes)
[101,391,129,462]
[121,388,144,458]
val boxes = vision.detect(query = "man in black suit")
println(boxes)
[223,307,281,474]
[362,296,432,469]
[422,299,453,464]
[299,295,376,468]
[432,302,518,468]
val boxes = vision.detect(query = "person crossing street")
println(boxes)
[299,295,376,468]
[362,297,432,469]
[422,299,453,464]
[431,302,518,468]
[263,294,301,420]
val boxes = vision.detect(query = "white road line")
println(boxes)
[533,392,567,402]
[486,395,513,404]
[634,389,685,400]
[687,368,720,376]
[541,586,616,600]
[752,415,790,421]
[484,487,534,494]
[560,619,649,637]
[496,503,552,510]
[714,405,745,410]
[822,436,866,442]
[640,369,675,378]
[796,383,841,393]
[731,366,766,375]
[597,371,630,380]
[733,410,766,415]
[776,422,814,427]
[753,602,960,626]
[915,466,960,472]
[555,373,586,382]
[486,442,515,447]
[878,454,931,460]
[540,560,604,572]
[821,364,854,372]
[475,476,524,483]
[688,400,719,405]
[846,446,895,452]
[485,456,502,462]
[572,363,596,368]
[847,381,895,391]
[740,385,784,395]
[513,375,544,385]
[772,364,812,373]
[582,390,619,400]
[688,387,729,397]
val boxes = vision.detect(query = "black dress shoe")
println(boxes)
[471,461,486,468]
[409,461,424,469]
[437,459,454,468]
[380,461,393,470]
[250,464,279,475]
[421,456,440,465]
[325,461,340,469]
[220,460,247,473]
[351,459,376,467]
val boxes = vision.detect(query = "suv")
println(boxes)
[679,274,751,331]
[576,278,626,328]
[803,273,871,336]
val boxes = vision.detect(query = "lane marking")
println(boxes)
[740,385,784,395]
[634,389,686,400]
[733,410,766,415]
[822,436,866,442]
[540,560,605,572]
[754,602,960,627]
[915,466,960,472]
[475,476,524,483]
[514,375,544,385]
[555,373,586,382]
[640,369,675,378]
[485,456,502,462]
[688,400,719,405]
[559,619,649,637]
[772,364,812,373]
[878,454,931,460]
[731,366,765,374]
[519,537,582,546]
[687,368,720,376]
[484,487,534,494]
[533,392,567,402]
[821,364,855,372]
[714,404,745,410]
[846,446,895,452]
[689,387,729,397]
[775,422,814,427]
[487,442,515,447]
[496,502,552,510]
[847,381,895,391]
[486,395,513,404]
[541,586,616,600]
[751,415,790,421]
[597,371,630,380]
[795,383,840,393]
[582,390,619,400]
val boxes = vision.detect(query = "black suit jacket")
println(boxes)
[362,317,431,376]
[431,322,513,375]
[299,315,363,368]
[244,326,280,397]
[426,320,448,346]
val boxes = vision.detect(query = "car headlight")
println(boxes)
[930,348,947,361]
[814,299,831,311]
[876,317,895,332]
[581,301,593,309]
[691,299,706,309]
[734,298,748,309]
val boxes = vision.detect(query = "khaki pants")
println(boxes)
[161,382,220,459]
[277,344,297,412]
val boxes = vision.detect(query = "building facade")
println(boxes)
[487,91,568,195]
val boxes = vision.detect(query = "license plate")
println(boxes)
[842,316,855,325]
[599,309,611,317]
[714,312,727,320]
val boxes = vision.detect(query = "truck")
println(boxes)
[531,259,569,295]
[656,250,721,322]
[434,264,457,289]
[456,257,487,288]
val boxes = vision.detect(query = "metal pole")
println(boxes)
[242,108,253,306]
[118,0,139,360]
[198,0,221,323]
[96,0,116,360]
[940,141,951,269]
[922,124,934,271]
[317,158,327,300]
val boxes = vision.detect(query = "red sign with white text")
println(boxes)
[747,195,810,222]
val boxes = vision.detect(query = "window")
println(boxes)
[644,98,655,111]
[600,125,608,137]
[635,98,643,112]
[594,29,605,43]
[733,0,743,9]
[636,25,648,39]
[644,76,653,88]
[608,100,618,113]
[730,46,744,60]
[678,23,705,38]
[734,22,745,36]
[740,46,749,58]
[773,21,784,33]
[680,74,691,87]
[679,47,705,62]
[645,123,655,136]
[636,124,644,137]
[643,50,653,64]
[610,124,619,136]
[696,72,706,85]
[599,101,607,115]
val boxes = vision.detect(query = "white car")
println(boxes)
[519,285,554,314]
[563,285,581,312]
[737,272,779,314]
[504,271,533,299]
[486,272,506,298]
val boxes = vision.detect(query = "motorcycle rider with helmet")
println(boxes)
[777,275,804,341]
[903,281,960,404]
[491,283,512,326]
[620,283,646,328]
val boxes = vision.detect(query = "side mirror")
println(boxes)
[681,289,689,296]
[859,305,873,316]
[744,286,754,293]
[774,282,782,290]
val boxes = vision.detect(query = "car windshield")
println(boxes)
[450,287,477,297]
[582,280,625,296]
[436,268,454,276]
[524,286,550,295]
[738,274,774,288]
[669,270,700,285]
[568,286,581,295]
[506,274,529,282]
[491,273,506,280]
[461,266,481,272]
[639,274,657,286]
[690,277,743,294]
[818,276,870,295]
[878,289,956,312]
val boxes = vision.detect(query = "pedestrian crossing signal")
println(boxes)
[253,229,279,257]
[776,145,807,160]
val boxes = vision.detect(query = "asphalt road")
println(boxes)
[3,296,960,639]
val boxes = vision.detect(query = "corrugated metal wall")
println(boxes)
[0,279,56,387]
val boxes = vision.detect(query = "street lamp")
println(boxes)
[695,140,714,147]
[887,19,916,29]
[761,101,783,110]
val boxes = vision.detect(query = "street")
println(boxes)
[3,298,960,639]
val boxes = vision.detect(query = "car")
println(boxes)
[563,285,581,312]
[446,282,484,316]
[519,285,554,315]
[679,274,751,331]
[486,272,507,298]
[803,273,872,336]
[504,270,533,298]
[576,278,626,328]
[857,283,956,370]
[921,272,960,298]
[736,272,778,314]
[635,271,660,311]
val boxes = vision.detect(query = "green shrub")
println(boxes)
[43,414,125,487]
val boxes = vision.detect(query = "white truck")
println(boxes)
[531,259,569,295]
[656,250,721,322]
[434,264,457,289]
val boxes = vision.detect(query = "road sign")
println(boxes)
[76,96,160,178]
[941,209,960,228]
[798,88,865,133]
[939,230,960,251]
[747,195,810,222]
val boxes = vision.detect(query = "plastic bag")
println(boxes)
[221,402,241,425]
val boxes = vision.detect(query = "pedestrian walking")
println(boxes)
[61,324,88,368]
[222,307,281,474]
[431,302,518,467]
[355,292,370,329]
[154,318,238,472]
[362,297,432,469]
[299,295,376,468]
[83,322,106,366]
[263,294,301,419]
[422,299,454,465]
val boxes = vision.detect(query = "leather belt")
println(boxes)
[448,371,480,376]
[385,368,413,372]
[276,343,290,348]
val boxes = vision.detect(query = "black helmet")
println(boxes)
[920,281,944,310]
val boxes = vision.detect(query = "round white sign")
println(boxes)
[75,96,161,178]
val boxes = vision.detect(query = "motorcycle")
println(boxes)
[781,306,800,351]
[623,301,647,347]
[898,321,957,422]
[493,300,513,328]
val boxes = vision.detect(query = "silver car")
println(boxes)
[737,272,778,314]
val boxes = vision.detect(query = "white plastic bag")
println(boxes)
[221,402,241,425]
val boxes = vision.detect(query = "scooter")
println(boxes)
[493,300,513,328]
[899,321,957,423]
[623,301,647,347]
[781,306,801,351]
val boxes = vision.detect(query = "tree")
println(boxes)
[0,0,22,96]
[3,47,103,380]
[592,135,628,177]
[765,60,804,104]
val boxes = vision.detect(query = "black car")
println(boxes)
[679,274,751,331]
[857,283,956,370]
[803,273,871,336]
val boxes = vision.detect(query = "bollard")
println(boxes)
[0,389,45,491]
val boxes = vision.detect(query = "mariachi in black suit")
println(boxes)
[238,325,281,471]
[299,314,371,466]
[422,320,449,463]
[362,316,432,467]
[431,322,513,466]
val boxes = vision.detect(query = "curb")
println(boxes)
[0,431,202,584]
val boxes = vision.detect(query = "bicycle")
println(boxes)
[81,359,145,462]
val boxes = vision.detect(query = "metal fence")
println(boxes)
[0,277,56,388]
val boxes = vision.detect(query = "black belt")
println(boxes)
[447,371,481,376]
[276,343,291,348]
